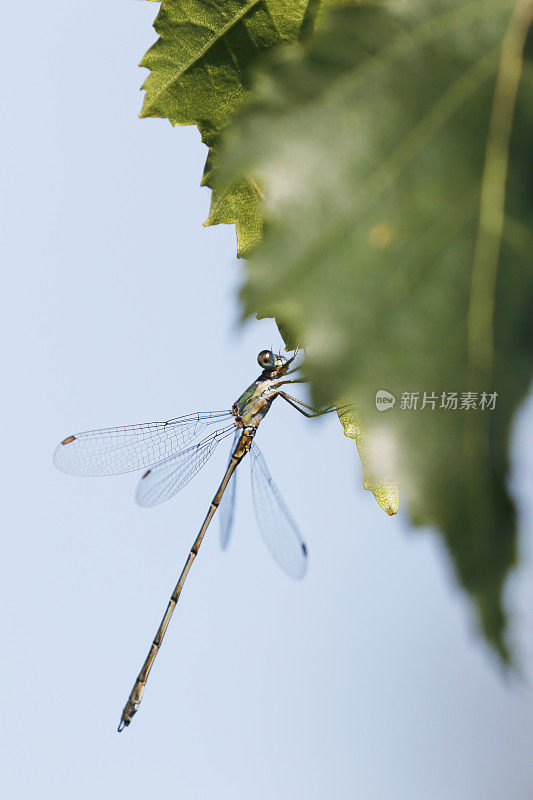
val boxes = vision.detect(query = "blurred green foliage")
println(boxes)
[140,0,533,657]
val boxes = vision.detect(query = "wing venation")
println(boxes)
[53,411,232,476]
[135,427,235,508]
[250,443,307,579]
[219,430,240,550]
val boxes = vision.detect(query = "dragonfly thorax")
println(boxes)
[233,378,279,429]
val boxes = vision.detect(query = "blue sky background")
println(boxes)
[2,2,533,798]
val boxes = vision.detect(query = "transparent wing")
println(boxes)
[135,426,235,508]
[250,443,308,580]
[53,411,233,476]
[219,429,240,551]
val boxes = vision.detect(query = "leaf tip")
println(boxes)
[364,480,400,516]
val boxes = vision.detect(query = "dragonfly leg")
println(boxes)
[278,391,337,418]
[282,367,302,376]
[283,346,301,367]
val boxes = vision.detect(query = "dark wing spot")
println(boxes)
[61,435,76,445]
[141,469,151,479]
[301,543,308,556]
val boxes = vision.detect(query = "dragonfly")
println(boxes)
[54,348,336,731]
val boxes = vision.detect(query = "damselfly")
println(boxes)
[54,349,335,730]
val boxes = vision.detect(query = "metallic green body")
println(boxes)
[234,377,278,428]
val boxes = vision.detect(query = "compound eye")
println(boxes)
[257,349,275,369]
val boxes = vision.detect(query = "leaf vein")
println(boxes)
[141,0,266,117]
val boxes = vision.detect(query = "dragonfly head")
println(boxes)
[257,349,293,377]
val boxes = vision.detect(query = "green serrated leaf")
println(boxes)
[140,0,344,255]
[338,405,400,516]
[219,0,533,657]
